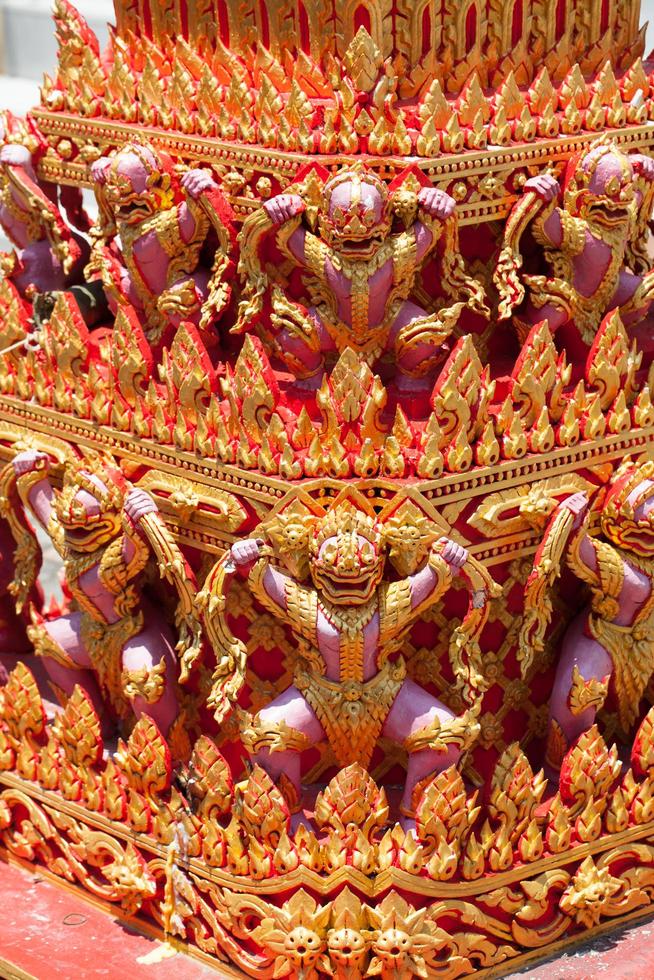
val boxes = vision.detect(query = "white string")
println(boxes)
[0,329,42,356]
[0,338,27,355]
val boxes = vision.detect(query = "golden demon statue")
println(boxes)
[88,142,236,346]
[0,110,89,297]
[495,138,654,345]
[201,493,499,829]
[237,165,489,391]
[0,449,200,740]
[521,458,654,771]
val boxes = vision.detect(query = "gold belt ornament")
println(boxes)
[294,657,406,769]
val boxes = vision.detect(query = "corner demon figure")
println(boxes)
[237,165,488,391]
[540,463,654,768]
[0,110,89,296]
[88,141,235,345]
[496,138,654,344]
[217,498,484,827]
[0,449,198,739]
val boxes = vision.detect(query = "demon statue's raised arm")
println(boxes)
[0,449,199,740]
[495,139,654,345]
[0,110,89,297]
[87,142,236,346]
[236,165,488,391]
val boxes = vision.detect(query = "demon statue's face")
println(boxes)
[601,462,654,558]
[55,467,124,553]
[318,168,391,261]
[566,142,637,230]
[309,504,385,605]
[104,145,173,226]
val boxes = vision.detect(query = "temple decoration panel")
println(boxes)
[3,1,654,978]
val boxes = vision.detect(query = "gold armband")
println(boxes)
[15,466,50,512]
[121,659,167,705]
[276,214,308,265]
[239,712,311,755]
[27,617,78,670]
[404,706,480,755]
[568,533,623,621]
[558,210,587,255]
[567,664,609,717]
[428,547,451,578]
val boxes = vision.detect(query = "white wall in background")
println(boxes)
[644,0,654,56]
[0,0,113,81]
[0,1,654,85]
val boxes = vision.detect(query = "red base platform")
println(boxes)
[2,857,654,980]
[0,860,222,980]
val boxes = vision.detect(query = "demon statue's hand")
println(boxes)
[561,490,589,531]
[89,157,112,186]
[418,186,456,221]
[12,449,50,476]
[124,488,158,526]
[524,173,560,202]
[181,168,217,199]
[632,155,654,183]
[230,538,264,567]
[436,537,468,573]
[0,144,31,168]
[264,193,305,226]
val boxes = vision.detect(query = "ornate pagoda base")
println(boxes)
[1,851,654,980]
[2,660,654,980]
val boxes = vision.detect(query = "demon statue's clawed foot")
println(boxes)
[0,111,90,297]
[4,450,185,738]
[227,503,479,829]
[236,165,488,392]
[87,142,235,346]
[496,139,654,348]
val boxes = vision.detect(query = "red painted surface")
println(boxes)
[506,912,654,979]
[0,860,223,979]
